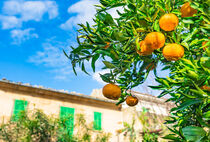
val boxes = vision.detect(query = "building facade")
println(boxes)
[0,79,173,141]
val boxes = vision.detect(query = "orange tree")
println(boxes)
[64,0,210,141]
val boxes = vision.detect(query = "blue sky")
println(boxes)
[0,0,167,96]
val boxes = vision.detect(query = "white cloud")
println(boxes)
[60,0,124,31]
[0,15,21,29]
[0,0,58,29]
[60,0,98,30]
[11,28,38,45]
[29,41,68,67]
[20,1,58,21]
[28,38,106,80]
[45,1,59,19]
[2,1,21,15]
[28,39,76,80]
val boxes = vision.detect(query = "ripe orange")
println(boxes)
[137,41,154,56]
[146,62,156,71]
[181,2,197,18]
[126,96,138,106]
[102,84,121,100]
[159,13,179,31]
[144,32,165,50]
[163,43,184,61]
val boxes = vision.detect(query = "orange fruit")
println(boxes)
[163,43,184,61]
[146,62,156,71]
[144,32,165,50]
[159,13,179,31]
[137,41,154,56]
[181,2,197,18]
[102,84,121,100]
[126,96,138,106]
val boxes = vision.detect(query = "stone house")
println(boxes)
[0,79,173,141]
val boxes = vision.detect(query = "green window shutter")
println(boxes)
[94,112,102,130]
[12,100,28,121]
[60,106,75,136]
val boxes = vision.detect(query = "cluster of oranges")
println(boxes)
[102,2,204,106]
[102,83,138,106]
[137,2,198,61]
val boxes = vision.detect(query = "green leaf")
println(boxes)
[63,50,69,59]
[186,70,199,80]
[190,89,205,97]
[149,85,163,90]
[182,126,206,142]
[135,37,140,50]
[110,49,119,59]
[153,20,160,32]
[103,61,116,69]
[181,58,196,69]
[99,73,111,83]
[104,13,115,25]
[181,42,189,50]
[97,12,106,21]
[158,90,169,98]
[179,92,197,99]
[182,27,198,43]
[192,81,208,97]
[200,57,210,69]
[162,80,170,88]
[155,78,170,88]
[162,134,180,141]
[183,19,194,24]
[72,64,77,76]
[100,0,109,6]
[82,62,89,75]
[116,97,125,105]
[127,3,136,11]
[91,54,100,72]
[203,111,210,120]
[172,99,202,112]
[161,65,170,71]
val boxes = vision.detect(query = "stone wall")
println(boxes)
[0,81,123,142]
[0,81,173,142]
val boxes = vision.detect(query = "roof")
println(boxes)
[0,79,121,111]
[91,89,173,106]
[129,90,171,105]
[0,79,174,110]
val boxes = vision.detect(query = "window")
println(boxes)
[60,106,75,136]
[93,112,102,130]
[12,100,28,121]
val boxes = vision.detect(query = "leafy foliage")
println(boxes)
[142,133,158,142]
[120,118,137,142]
[65,0,210,141]
[0,110,111,142]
